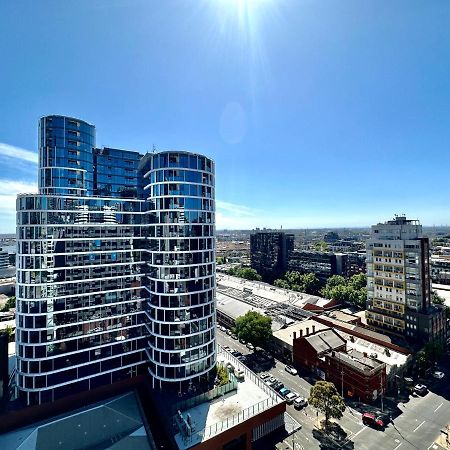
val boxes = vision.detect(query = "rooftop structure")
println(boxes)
[172,347,286,449]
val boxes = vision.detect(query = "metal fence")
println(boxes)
[173,377,238,415]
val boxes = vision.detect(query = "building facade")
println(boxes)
[142,151,217,390]
[250,231,294,281]
[16,115,216,405]
[366,216,446,345]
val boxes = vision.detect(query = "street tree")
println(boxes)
[308,381,346,430]
[234,311,272,349]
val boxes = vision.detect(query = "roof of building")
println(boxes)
[0,392,153,450]
[331,350,383,373]
[216,273,331,310]
[325,310,361,324]
[272,319,329,345]
[216,292,284,332]
[173,348,285,450]
[304,329,346,354]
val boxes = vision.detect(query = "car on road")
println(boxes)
[285,365,298,376]
[246,343,254,351]
[433,371,445,379]
[414,384,428,396]
[362,412,385,429]
[285,392,298,404]
[294,397,308,409]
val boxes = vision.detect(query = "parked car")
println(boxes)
[259,373,270,380]
[285,365,298,376]
[279,388,291,398]
[239,338,246,345]
[273,382,285,391]
[265,376,277,385]
[294,397,308,409]
[285,392,298,404]
[226,329,232,336]
[414,384,428,396]
[246,343,254,351]
[235,368,245,381]
[231,334,238,340]
[362,412,385,429]
[223,346,231,351]
[433,371,445,379]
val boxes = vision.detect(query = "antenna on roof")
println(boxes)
[152,144,157,153]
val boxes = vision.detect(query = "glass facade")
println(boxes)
[142,152,216,389]
[17,116,216,405]
[39,116,96,196]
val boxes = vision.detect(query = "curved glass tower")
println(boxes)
[143,151,216,390]
[16,117,217,405]
[38,115,95,196]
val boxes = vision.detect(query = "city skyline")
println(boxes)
[1,1,450,232]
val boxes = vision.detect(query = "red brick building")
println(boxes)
[293,329,387,403]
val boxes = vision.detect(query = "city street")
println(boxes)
[217,328,450,450]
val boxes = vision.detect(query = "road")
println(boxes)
[217,328,450,450]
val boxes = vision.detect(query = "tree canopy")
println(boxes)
[273,271,321,295]
[234,311,272,349]
[226,266,262,281]
[1,296,15,312]
[308,381,346,429]
[320,274,367,309]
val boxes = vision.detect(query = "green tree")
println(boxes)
[308,381,346,430]
[234,311,272,349]
[300,273,321,295]
[324,275,346,289]
[349,274,366,290]
[314,241,329,252]
[274,279,290,289]
[4,325,14,342]
[238,268,262,281]
[432,291,445,305]
[1,296,16,312]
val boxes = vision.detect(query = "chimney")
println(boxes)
[293,331,297,340]
[299,329,303,337]
[312,325,316,333]
[306,327,309,336]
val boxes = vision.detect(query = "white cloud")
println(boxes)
[216,200,257,217]
[0,180,38,233]
[0,142,38,164]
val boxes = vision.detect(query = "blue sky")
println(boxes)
[1,0,450,233]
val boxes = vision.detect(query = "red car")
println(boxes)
[362,412,385,429]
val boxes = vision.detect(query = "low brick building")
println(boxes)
[293,329,387,403]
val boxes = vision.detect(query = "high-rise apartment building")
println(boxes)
[365,216,446,345]
[16,115,216,405]
[250,231,294,281]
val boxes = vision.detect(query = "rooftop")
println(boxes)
[173,347,284,450]
[0,392,153,450]
[272,319,329,346]
[305,329,346,354]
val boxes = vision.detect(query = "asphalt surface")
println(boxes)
[217,328,450,450]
